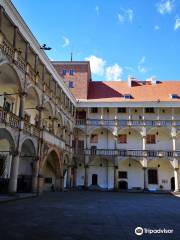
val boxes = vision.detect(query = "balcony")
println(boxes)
[0,107,20,129]
[74,148,179,158]
[0,32,26,73]
[76,119,180,128]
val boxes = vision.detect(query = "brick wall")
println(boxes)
[52,62,91,99]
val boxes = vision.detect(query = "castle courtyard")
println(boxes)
[0,192,179,240]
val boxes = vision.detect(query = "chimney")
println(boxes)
[128,75,136,87]
[148,76,156,85]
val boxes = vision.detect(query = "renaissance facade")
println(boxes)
[0,0,180,194]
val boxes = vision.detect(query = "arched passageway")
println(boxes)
[42,150,61,191]
[17,139,36,192]
[0,128,15,193]
[0,63,22,116]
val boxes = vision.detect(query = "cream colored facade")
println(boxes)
[0,0,179,194]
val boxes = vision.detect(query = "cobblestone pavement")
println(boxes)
[0,192,179,240]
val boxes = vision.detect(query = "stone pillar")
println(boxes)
[32,160,39,193]
[114,166,118,190]
[73,167,77,187]
[128,108,131,120]
[84,165,89,188]
[8,153,20,193]
[66,167,71,188]
[171,108,175,121]
[60,176,64,191]
[156,108,160,120]
[100,108,104,120]
[142,107,145,120]
[143,167,148,190]
[38,176,44,195]
[174,168,179,192]
[173,159,179,192]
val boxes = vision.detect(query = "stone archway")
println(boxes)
[0,63,22,116]
[42,150,61,192]
[24,86,41,125]
[17,139,36,192]
[0,128,15,193]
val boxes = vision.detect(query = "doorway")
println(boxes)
[92,174,98,185]
[118,180,128,190]
[171,177,175,191]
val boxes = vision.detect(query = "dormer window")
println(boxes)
[69,81,74,88]
[124,94,132,99]
[170,94,179,99]
[69,69,74,75]
[62,69,66,75]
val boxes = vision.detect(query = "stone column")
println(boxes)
[171,108,175,121]
[156,108,160,120]
[143,167,148,190]
[32,159,39,193]
[8,153,20,193]
[38,176,44,195]
[84,165,89,188]
[174,168,179,192]
[114,165,118,190]
[73,167,77,187]
[173,159,179,192]
[66,167,71,188]
[60,176,64,191]
[128,108,131,120]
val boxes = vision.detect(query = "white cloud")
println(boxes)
[154,25,160,30]
[138,56,147,74]
[62,36,70,48]
[118,13,124,23]
[126,9,134,23]
[95,6,99,16]
[139,56,146,65]
[174,17,180,30]
[85,55,106,76]
[105,64,123,81]
[118,8,134,24]
[157,0,174,15]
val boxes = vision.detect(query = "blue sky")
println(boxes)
[12,0,180,81]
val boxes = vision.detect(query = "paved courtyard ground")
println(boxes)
[0,192,179,240]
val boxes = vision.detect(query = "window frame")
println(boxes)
[69,69,74,75]
[118,134,127,144]
[145,107,155,113]
[117,107,126,113]
[146,134,156,144]
[118,171,127,179]
[148,169,158,184]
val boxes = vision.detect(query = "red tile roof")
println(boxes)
[87,81,180,102]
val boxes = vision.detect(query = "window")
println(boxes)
[170,94,179,99]
[69,69,74,75]
[148,169,158,184]
[146,134,156,144]
[78,140,84,149]
[91,146,97,155]
[118,134,127,144]
[145,108,154,113]
[44,177,52,184]
[69,81,74,88]
[124,94,132,99]
[24,113,31,123]
[62,69,66,75]
[90,134,98,143]
[3,101,11,112]
[117,108,126,113]
[91,108,98,113]
[118,171,127,179]
[0,157,5,177]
